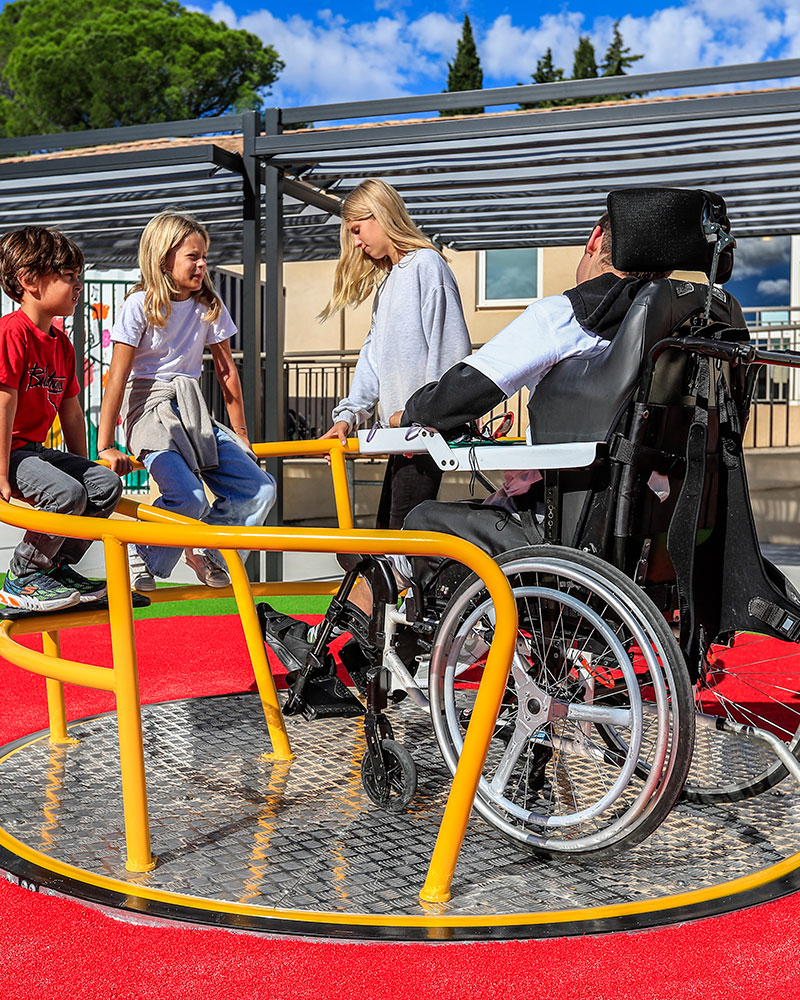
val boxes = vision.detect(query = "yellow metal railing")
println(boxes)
[0,438,517,902]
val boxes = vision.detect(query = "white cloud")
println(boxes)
[482,13,585,81]
[732,236,791,278]
[196,1,800,108]
[757,278,791,298]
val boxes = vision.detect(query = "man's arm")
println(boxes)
[58,394,88,458]
[0,386,17,501]
[397,362,505,432]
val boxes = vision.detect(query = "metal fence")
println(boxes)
[4,276,798,501]
[283,351,529,440]
[741,307,800,449]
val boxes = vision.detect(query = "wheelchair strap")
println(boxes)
[748,597,800,643]
[609,433,685,474]
[518,506,544,545]
[667,356,710,663]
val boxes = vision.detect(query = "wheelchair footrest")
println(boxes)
[286,672,365,721]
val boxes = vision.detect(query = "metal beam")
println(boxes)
[0,114,245,158]
[263,109,285,582]
[259,89,800,159]
[241,111,263,580]
[280,57,800,124]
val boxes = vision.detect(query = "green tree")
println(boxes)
[600,20,643,77]
[518,48,564,110]
[572,36,598,80]
[0,0,284,136]
[518,24,643,111]
[599,20,644,100]
[442,14,484,117]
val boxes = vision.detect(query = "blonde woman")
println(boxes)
[321,179,471,529]
[97,212,275,589]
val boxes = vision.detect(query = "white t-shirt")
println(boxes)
[463,293,610,399]
[112,291,236,380]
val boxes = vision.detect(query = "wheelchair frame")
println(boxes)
[277,305,800,860]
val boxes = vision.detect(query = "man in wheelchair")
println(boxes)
[260,187,800,839]
[260,186,735,683]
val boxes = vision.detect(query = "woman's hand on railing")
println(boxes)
[0,475,11,502]
[320,421,351,445]
[98,447,135,476]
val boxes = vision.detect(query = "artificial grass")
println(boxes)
[132,589,332,620]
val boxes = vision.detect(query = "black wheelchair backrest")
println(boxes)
[528,279,746,446]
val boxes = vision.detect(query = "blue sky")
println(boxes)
[191,0,800,108]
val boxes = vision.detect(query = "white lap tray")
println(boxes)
[356,428,605,472]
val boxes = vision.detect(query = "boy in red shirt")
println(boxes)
[0,227,123,611]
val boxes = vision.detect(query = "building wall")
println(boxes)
[282,248,710,354]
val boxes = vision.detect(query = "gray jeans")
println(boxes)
[8,444,123,579]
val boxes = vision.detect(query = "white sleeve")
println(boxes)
[331,329,380,430]
[463,295,609,398]
[205,299,237,345]
[111,293,146,348]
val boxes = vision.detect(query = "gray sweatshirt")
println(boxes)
[332,248,471,430]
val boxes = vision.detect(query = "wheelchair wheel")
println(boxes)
[684,633,800,803]
[429,546,694,858]
[361,739,417,812]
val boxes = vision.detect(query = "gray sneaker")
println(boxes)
[128,546,156,592]
[183,548,230,588]
[0,570,80,612]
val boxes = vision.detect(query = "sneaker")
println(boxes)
[48,564,107,603]
[129,546,156,592]
[0,570,80,612]
[258,602,313,672]
[183,548,230,588]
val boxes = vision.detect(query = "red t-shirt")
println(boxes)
[0,310,81,449]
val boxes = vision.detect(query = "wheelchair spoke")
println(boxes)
[430,545,693,856]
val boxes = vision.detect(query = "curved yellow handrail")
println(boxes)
[0,437,517,901]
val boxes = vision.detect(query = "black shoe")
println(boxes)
[258,602,314,672]
[47,564,107,603]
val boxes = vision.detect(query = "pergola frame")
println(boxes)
[2,58,800,576]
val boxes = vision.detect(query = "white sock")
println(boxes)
[307,621,344,644]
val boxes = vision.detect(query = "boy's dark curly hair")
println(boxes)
[0,227,84,303]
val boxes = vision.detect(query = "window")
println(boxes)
[477,248,541,307]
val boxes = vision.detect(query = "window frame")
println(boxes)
[476,247,543,308]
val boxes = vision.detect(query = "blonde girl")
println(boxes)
[321,179,471,529]
[98,212,275,589]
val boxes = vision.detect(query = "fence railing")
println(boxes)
[741,308,800,449]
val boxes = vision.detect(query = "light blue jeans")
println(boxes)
[136,427,276,578]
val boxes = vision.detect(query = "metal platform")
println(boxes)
[1,692,799,941]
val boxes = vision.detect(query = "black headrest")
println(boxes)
[607,187,735,284]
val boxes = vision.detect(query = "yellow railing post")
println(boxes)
[328,445,354,529]
[103,535,156,873]
[41,631,73,744]
[222,549,294,761]
[418,551,518,904]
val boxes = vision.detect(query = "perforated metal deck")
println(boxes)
[1,692,799,940]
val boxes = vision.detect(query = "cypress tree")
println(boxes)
[600,21,642,77]
[442,15,484,116]
[599,21,644,99]
[572,36,598,80]
[518,49,564,110]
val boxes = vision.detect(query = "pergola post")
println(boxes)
[241,110,264,580]
[262,108,285,583]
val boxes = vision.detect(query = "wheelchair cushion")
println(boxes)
[607,187,734,283]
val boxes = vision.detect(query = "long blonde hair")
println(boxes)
[129,212,222,327]
[320,179,444,320]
